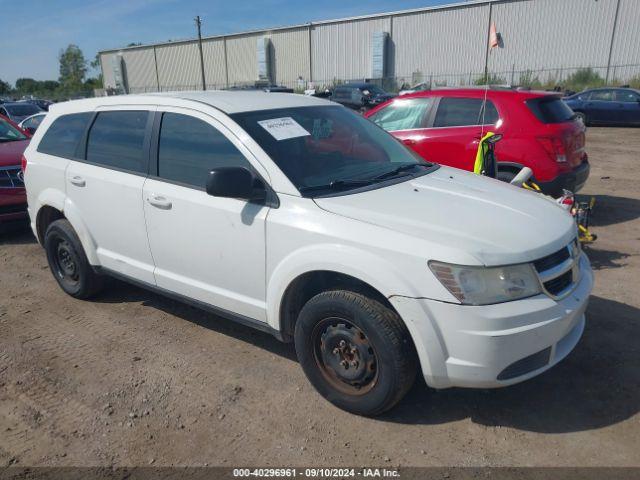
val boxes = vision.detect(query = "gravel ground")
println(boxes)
[1,127,639,468]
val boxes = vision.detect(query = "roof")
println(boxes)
[400,87,557,101]
[146,90,333,113]
[49,90,335,115]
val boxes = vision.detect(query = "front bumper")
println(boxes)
[539,160,590,196]
[390,252,593,389]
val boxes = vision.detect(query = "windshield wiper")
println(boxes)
[371,163,432,181]
[299,178,373,194]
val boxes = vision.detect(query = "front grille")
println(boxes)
[0,166,24,188]
[534,239,580,299]
[534,246,570,272]
[544,269,573,296]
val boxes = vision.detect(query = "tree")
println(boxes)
[15,78,40,93]
[59,44,87,88]
[0,79,11,95]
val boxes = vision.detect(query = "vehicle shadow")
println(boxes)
[585,194,640,227]
[383,295,639,433]
[94,280,297,362]
[584,245,632,270]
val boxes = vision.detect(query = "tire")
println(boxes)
[497,169,517,184]
[44,219,104,299]
[574,111,588,127]
[294,290,418,416]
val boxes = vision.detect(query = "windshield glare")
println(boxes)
[0,118,28,142]
[231,106,431,196]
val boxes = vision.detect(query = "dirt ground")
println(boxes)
[1,128,639,469]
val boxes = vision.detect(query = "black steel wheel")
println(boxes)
[295,290,417,416]
[44,219,104,299]
[312,318,379,395]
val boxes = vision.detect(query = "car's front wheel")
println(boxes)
[294,290,417,416]
[44,219,104,299]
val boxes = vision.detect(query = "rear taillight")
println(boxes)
[21,154,27,173]
[537,136,567,163]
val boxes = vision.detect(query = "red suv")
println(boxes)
[365,88,589,195]
[0,114,30,225]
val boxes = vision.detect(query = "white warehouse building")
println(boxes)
[98,0,640,93]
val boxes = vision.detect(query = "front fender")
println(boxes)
[266,243,416,331]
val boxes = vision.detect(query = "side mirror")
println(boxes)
[206,166,266,202]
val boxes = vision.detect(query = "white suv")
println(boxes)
[23,91,593,415]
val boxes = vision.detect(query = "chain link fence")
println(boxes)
[113,63,640,97]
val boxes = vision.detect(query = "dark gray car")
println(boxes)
[0,102,43,124]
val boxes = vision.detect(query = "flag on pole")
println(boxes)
[489,22,499,49]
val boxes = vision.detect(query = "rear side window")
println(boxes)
[86,111,149,173]
[433,98,499,127]
[37,112,92,158]
[157,112,251,189]
[590,89,614,101]
[369,98,433,131]
[526,97,575,124]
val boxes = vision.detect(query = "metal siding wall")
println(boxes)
[311,17,391,84]
[609,0,640,81]
[100,0,640,90]
[156,43,202,91]
[202,38,227,89]
[268,27,310,86]
[121,48,157,92]
[393,4,490,82]
[100,52,117,89]
[491,0,618,82]
[226,34,260,85]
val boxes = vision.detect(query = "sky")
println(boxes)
[0,0,462,86]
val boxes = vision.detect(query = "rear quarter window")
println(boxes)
[37,112,93,158]
[526,97,575,124]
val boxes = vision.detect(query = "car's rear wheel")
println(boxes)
[574,111,588,126]
[294,290,417,416]
[44,219,104,299]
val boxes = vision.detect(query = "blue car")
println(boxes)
[564,87,640,126]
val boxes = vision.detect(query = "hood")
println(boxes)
[0,139,29,167]
[314,167,576,266]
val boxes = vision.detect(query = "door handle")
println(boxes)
[147,195,172,210]
[69,176,86,187]
[402,139,417,146]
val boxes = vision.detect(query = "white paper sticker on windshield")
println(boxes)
[257,117,310,141]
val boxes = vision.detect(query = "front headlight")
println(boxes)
[429,261,542,305]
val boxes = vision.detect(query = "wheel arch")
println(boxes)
[33,193,100,265]
[278,270,396,342]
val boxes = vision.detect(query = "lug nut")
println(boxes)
[350,360,358,367]
[332,348,340,355]
[340,360,348,368]
[339,340,346,348]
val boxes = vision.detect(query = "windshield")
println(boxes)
[231,106,434,196]
[6,104,42,116]
[0,117,28,142]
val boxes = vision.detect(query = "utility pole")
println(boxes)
[195,15,206,90]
